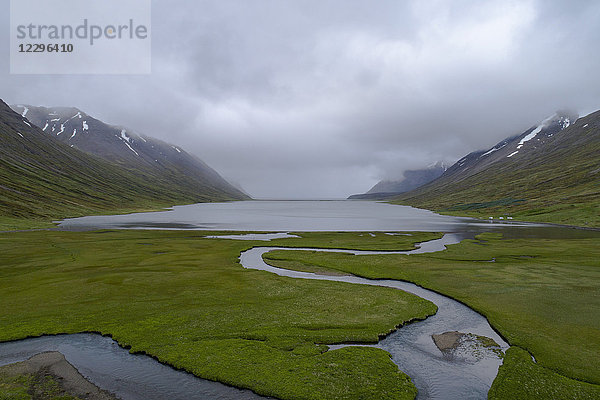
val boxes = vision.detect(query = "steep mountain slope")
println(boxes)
[11,104,248,201]
[348,162,447,199]
[0,100,245,223]
[431,112,577,185]
[392,111,600,227]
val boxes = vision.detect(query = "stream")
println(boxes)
[0,333,267,400]
[239,233,509,400]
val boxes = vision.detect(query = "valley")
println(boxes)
[1,100,599,399]
[3,2,599,398]
[0,100,247,230]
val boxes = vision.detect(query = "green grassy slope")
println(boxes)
[264,233,600,396]
[391,112,600,227]
[0,100,243,225]
[0,230,438,400]
[10,104,249,202]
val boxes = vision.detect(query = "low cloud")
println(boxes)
[2,0,599,198]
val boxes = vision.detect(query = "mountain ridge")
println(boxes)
[390,111,600,227]
[11,104,248,201]
[0,100,247,226]
[348,162,447,200]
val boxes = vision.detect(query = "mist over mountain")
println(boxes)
[3,1,600,198]
[1,100,247,220]
[391,110,600,226]
[11,104,248,203]
[348,162,447,200]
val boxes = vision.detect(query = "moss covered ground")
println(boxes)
[264,232,600,398]
[0,230,438,400]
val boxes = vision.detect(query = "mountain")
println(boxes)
[11,104,248,201]
[0,100,246,222]
[348,162,447,200]
[391,111,600,227]
[429,112,577,184]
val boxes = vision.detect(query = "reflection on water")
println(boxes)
[205,232,301,241]
[55,200,510,232]
[57,201,600,240]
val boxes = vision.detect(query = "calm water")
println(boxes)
[59,200,472,231]
[58,200,599,239]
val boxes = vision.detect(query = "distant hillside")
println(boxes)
[349,162,447,200]
[0,100,246,224]
[11,104,248,201]
[392,111,600,227]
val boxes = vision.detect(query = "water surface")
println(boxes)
[57,201,599,240]
[0,334,267,400]
[56,200,497,232]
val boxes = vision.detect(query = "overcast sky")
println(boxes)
[2,0,600,198]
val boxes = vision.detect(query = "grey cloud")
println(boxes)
[2,0,600,198]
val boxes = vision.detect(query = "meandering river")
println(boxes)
[239,234,508,400]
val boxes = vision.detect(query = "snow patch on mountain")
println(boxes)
[64,112,82,124]
[120,130,132,143]
[117,130,138,156]
[508,113,575,158]
[123,141,139,156]
[517,125,542,148]
[480,142,507,158]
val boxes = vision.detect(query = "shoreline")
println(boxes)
[0,351,118,400]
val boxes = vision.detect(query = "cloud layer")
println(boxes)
[2,0,599,198]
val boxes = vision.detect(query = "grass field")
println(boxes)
[489,347,600,399]
[0,216,57,231]
[432,201,600,229]
[2,228,598,399]
[0,230,438,400]
[246,231,442,251]
[264,232,600,398]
